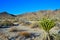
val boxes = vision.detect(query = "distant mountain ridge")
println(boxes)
[0,12,16,19]
[0,9,60,21]
[17,10,60,21]
[0,12,16,17]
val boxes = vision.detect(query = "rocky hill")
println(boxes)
[0,10,60,21]
[17,10,60,21]
[0,12,16,19]
[0,9,60,40]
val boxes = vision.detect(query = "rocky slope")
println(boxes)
[17,10,60,21]
[0,22,60,40]
[0,9,60,40]
[0,10,60,21]
[0,12,16,17]
[0,12,16,20]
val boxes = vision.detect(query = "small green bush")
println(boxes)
[39,18,56,32]
[39,17,56,40]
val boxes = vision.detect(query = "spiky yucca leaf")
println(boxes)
[39,18,56,32]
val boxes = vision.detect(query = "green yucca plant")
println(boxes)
[39,18,55,32]
[39,17,56,40]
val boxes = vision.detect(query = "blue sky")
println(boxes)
[0,0,60,15]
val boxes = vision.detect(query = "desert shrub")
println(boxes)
[9,27,18,32]
[22,21,31,26]
[39,17,56,40]
[0,20,14,26]
[18,32,31,37]
[30,23,39,28]
[39,18,56,32]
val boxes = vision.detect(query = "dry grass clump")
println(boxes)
[9,27,18,32]
[0,32,8,40]
[29,22,39,28]
[18,31,31,37]
[0,20,14,26]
